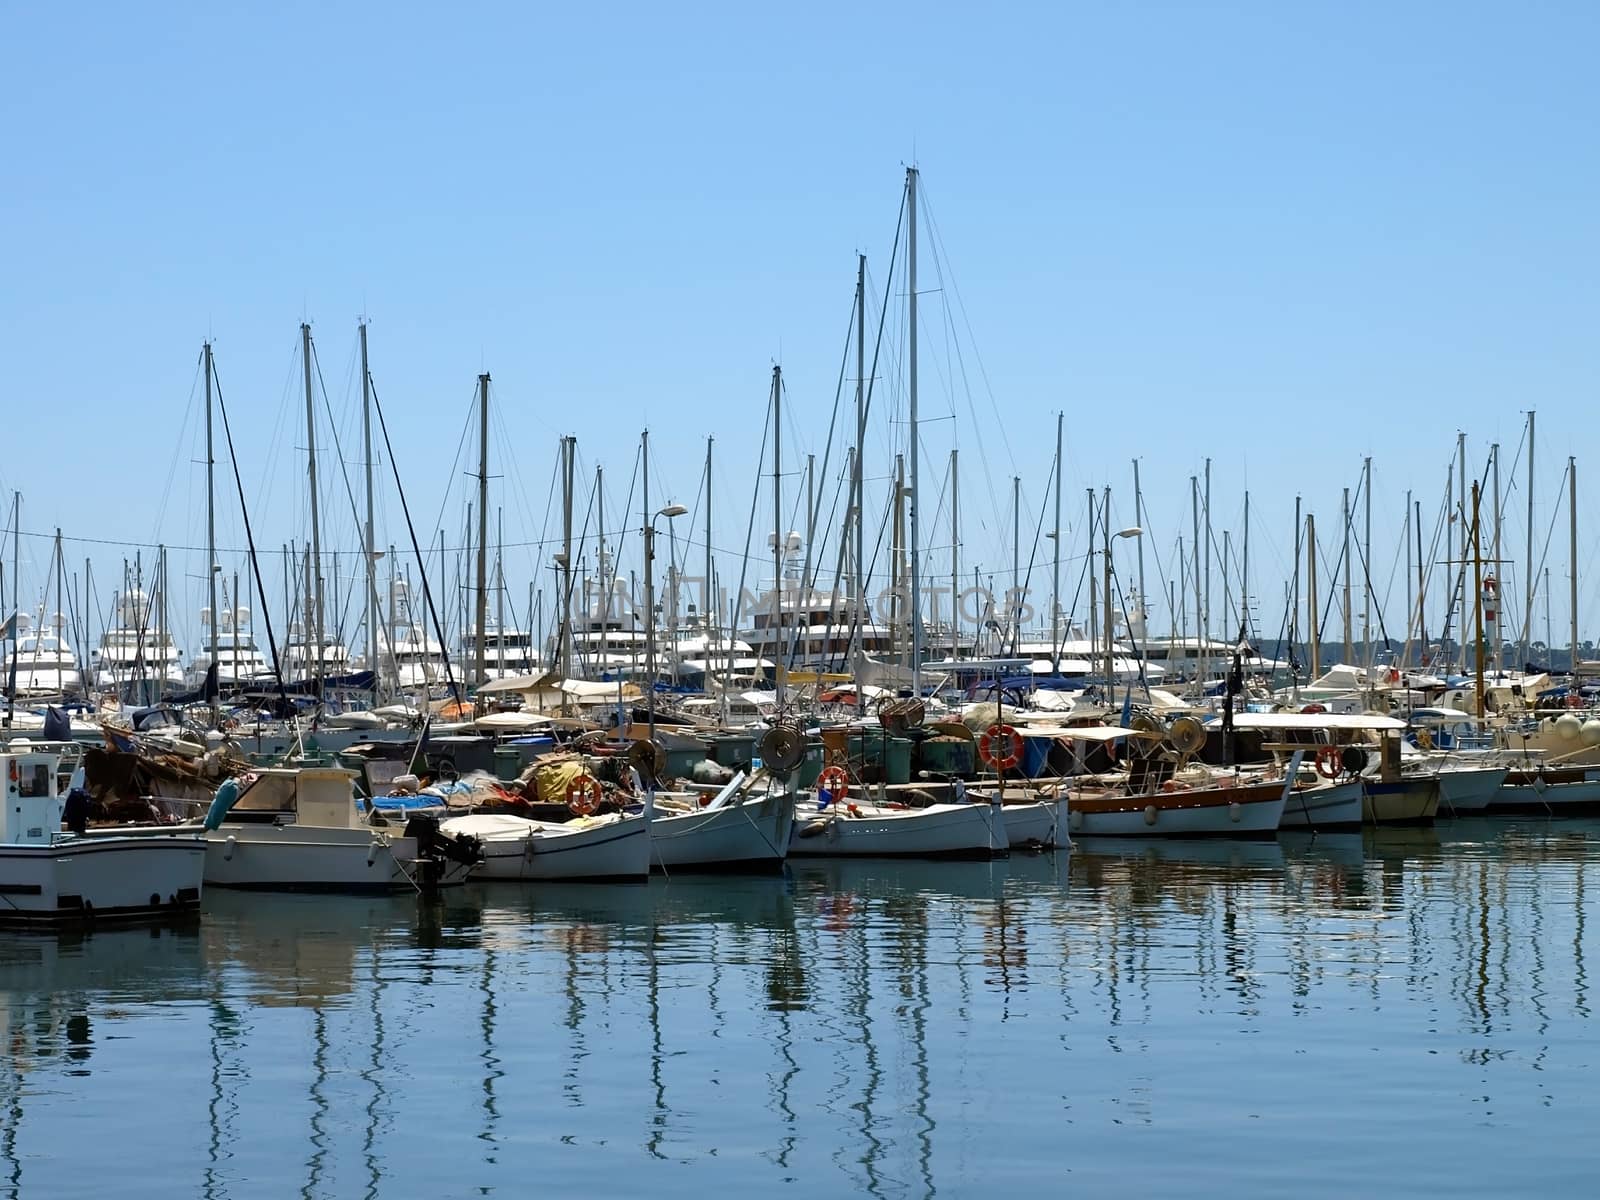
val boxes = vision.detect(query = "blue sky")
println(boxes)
[4,1,1598,661]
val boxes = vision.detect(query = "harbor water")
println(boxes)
[3,819,1598,1198]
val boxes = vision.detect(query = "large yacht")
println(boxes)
[89,589,183,699]
[376,581,454,692]
[185,604,273,688]
[456,625,538,682]
[4,614,82,697]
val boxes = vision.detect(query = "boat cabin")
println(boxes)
[1,751,62,846]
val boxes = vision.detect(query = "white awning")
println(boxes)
[1217,712,1406,731]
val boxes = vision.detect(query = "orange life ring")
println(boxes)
[1315,746,1342,779]
[978,723,1025,772]
[565,774,603,816]
[818,765,850,801]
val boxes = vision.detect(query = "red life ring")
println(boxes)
[818,765,850,801]
[978,723,1025,772]
[565,774,603,816]
[1315,747,1342,779]
[1567,693,1584,710]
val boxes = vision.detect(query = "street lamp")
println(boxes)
[644,504,689,741]
[1105,525,1142,702]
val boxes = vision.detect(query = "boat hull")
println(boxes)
[1067,781,1286,838]
[1001,798,1070,848]
[0,835,205,925]
[202,825,457,892]
[788,801,1007,860]
[651,791,794,871]
[1279,780,1364,829]
[1435,767,1509,814]
[1490,771,1600,814]
[1362,778,1439,825]
[445,813,652,881]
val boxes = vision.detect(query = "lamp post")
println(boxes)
[1105,525,1143,702]
[644,503,688,742]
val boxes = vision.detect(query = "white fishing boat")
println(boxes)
[651,773,795,870]
[1279,777,1364,829]
[200,766,480,892]
[1490,765,1600,813]
[1433,764,1510,814]
[0,747,205,924]
[1066,775,1289,838]
[442,810,651,881]
[788,792,1006,860]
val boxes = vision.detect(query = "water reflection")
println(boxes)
[0,823,1595,1198]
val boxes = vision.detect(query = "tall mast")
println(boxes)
[561,436,575,687]
[950,448,960,663]
[1307,513,1320,679]
[1051,412,1062,663]
[1341,486,1353,664]
[1416,498,1427,663]
[907,165,923,697]
[204,341,219,725]
[597,464,608,672]
[1134,459,1147,653]
[1292,494,1301,691]
[1404,489,1413,664]
[1524,411,1536,671]
[1472,481,1485,717]
[1203,457,1212,658]
[853,253,866,716]
[1362,456,1372,668]
[5,492,16,722]
[1570,457,1579,674]
[704,437,713,640]
[496,507,505,679]
[1087,488,1097,665]
[1241,489,1251,636]
[1491,442,1502,599]
[1011,476,1020,656]
[360,320,378,706]
[770,365,784,706]
[300,323,325,701]
[1457,430,1467,668]
[1190,476,1201,686]
[1102,484,1114,696]
[474,372,490,692]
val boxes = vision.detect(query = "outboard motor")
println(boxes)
[403,814,483,889]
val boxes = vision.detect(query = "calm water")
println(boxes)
[3,820,1599,1198]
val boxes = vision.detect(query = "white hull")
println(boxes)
[651,791,794,870]
[0,835,205,924]
[202,824,453,892]
[1067,783,1287,838]
[1001,798,1070,848]
[1492,775,1600,812]
[444,812,652,881]
[1279,780,1364,829]
[1435,767,1509,814]
[788,801,1006,860]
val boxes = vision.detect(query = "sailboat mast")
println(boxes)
[704,437,713,642]
[1242,490,1251,635]
[496,507,505,678]
[907,166,922,697]
[597,464,608,673]
[203,341,219,724]
[1342,486,1352,665]
[561,436,575,688]
[1307,513,1320,679]
[1473,481,1485,716]
[360,321,378,705]
[854,254,867,716]
[1570,457,1579,674]
[1362,456,1372,668]
[770,365,784,706]
[474,372,490,692]
[1291,494,1301,685]
[950,448,959,663]
[1524,411,1536,671]
[1134,459,1148,650]
[1051,412,1062,661]
[1190,476,1201,685]
[300,323,325,700]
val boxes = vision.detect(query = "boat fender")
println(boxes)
[222,834,237,861]
[367,841,380,867]
[204,777,242,832]
[1228,802,1242,823]
[1069,809,1083,831]
[798,819,829,838]
[1143,805,1158,826]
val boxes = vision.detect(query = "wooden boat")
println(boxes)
[788,796,1007,860]
[1066,775,1288,838]
[201,766,480,892]
[1489,765,1600,813]
[442,810,651,881]
[650,774,794,871]
[0,747,205,924]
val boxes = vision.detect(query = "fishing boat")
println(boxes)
[1489,765,1600,813]
[1432,764,1510,814]
[650,772,795,871]
[788,789,1007,861]
[441,809,652,881]
[1066,774,1289,838]
[1279,775,1365,829]
[0,747,205,924]
[200,766,480,892]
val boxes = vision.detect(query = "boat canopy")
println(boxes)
[1215,712,1406,731]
